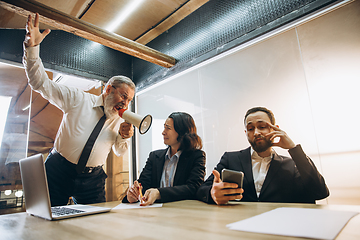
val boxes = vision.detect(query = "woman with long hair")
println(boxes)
[123,112,206,205]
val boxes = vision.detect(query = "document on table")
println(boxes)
[227,207,358,240]
[112,202,163,210]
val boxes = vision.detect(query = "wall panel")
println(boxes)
[135,0,360,205]
[297,0,360,204]
[136,70,202,170]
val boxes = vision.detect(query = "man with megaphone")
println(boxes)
[23,13,135,206]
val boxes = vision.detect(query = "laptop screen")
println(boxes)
[19,154,53,220]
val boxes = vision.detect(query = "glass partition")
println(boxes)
[0,62,30,210]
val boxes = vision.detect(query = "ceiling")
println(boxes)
[0,0,208,43]
[0,0,209,175]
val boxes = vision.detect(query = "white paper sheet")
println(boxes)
[112,202,163,210]
[227,207,358,240]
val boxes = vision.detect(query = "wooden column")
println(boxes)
[105,150,129,202]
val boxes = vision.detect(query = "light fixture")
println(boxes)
[105,0,146,32]
[15,190,23,198]
[4,190,11,196]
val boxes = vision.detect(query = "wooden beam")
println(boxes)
[0,0,176,68]
[136,0,210,45]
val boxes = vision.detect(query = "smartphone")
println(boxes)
[221,168,244,191]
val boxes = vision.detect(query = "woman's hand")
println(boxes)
[140,188,160,206]
[126,181,141,203]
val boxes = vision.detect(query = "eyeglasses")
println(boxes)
[111,85,133,103]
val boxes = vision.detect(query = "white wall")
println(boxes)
[135,0,360,205]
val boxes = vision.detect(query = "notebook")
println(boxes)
[19,153,111,220]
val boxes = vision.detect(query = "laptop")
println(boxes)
[19,153,111,220]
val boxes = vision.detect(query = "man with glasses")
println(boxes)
[23,13,135,206]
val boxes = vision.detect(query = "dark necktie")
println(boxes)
[76,107,106,174]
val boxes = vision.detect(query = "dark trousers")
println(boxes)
[45,150,107,207]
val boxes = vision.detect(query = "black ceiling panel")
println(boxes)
[0,29,132,82]
[133,0,338,91]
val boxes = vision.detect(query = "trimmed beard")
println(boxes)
[249,135,273,153]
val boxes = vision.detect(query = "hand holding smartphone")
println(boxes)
[221,169,244,198]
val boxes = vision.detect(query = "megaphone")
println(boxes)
[118,109,152,134]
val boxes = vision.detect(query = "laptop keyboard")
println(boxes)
[51,206,85,216]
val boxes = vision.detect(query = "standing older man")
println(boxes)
[23,13,135,206]
[197,106,329,205]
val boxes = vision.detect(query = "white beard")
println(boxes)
[104,93,122,119]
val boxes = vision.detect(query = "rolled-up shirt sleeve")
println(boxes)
[112,135,130,157]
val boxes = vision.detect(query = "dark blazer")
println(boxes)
[196,145,329,204]
[123,148,206,203]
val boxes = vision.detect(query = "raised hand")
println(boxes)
[24,13,51,47]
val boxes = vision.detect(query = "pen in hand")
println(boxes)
[138,183,144,203]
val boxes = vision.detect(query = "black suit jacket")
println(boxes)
[196,145,329,204]
[123,148,206,203]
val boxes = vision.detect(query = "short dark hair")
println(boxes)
[168,112,203,151]
[244,107,275,125]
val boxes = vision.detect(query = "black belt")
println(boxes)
[50,148,103,174]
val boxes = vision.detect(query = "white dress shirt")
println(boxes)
[23,45,129,167]
[160,149,181,188]
[251,148,274,197]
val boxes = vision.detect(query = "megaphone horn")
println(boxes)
[118,109,152,134]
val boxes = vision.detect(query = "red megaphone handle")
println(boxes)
[118,108,126,117]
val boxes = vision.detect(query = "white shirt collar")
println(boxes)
[165,148,182,161]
